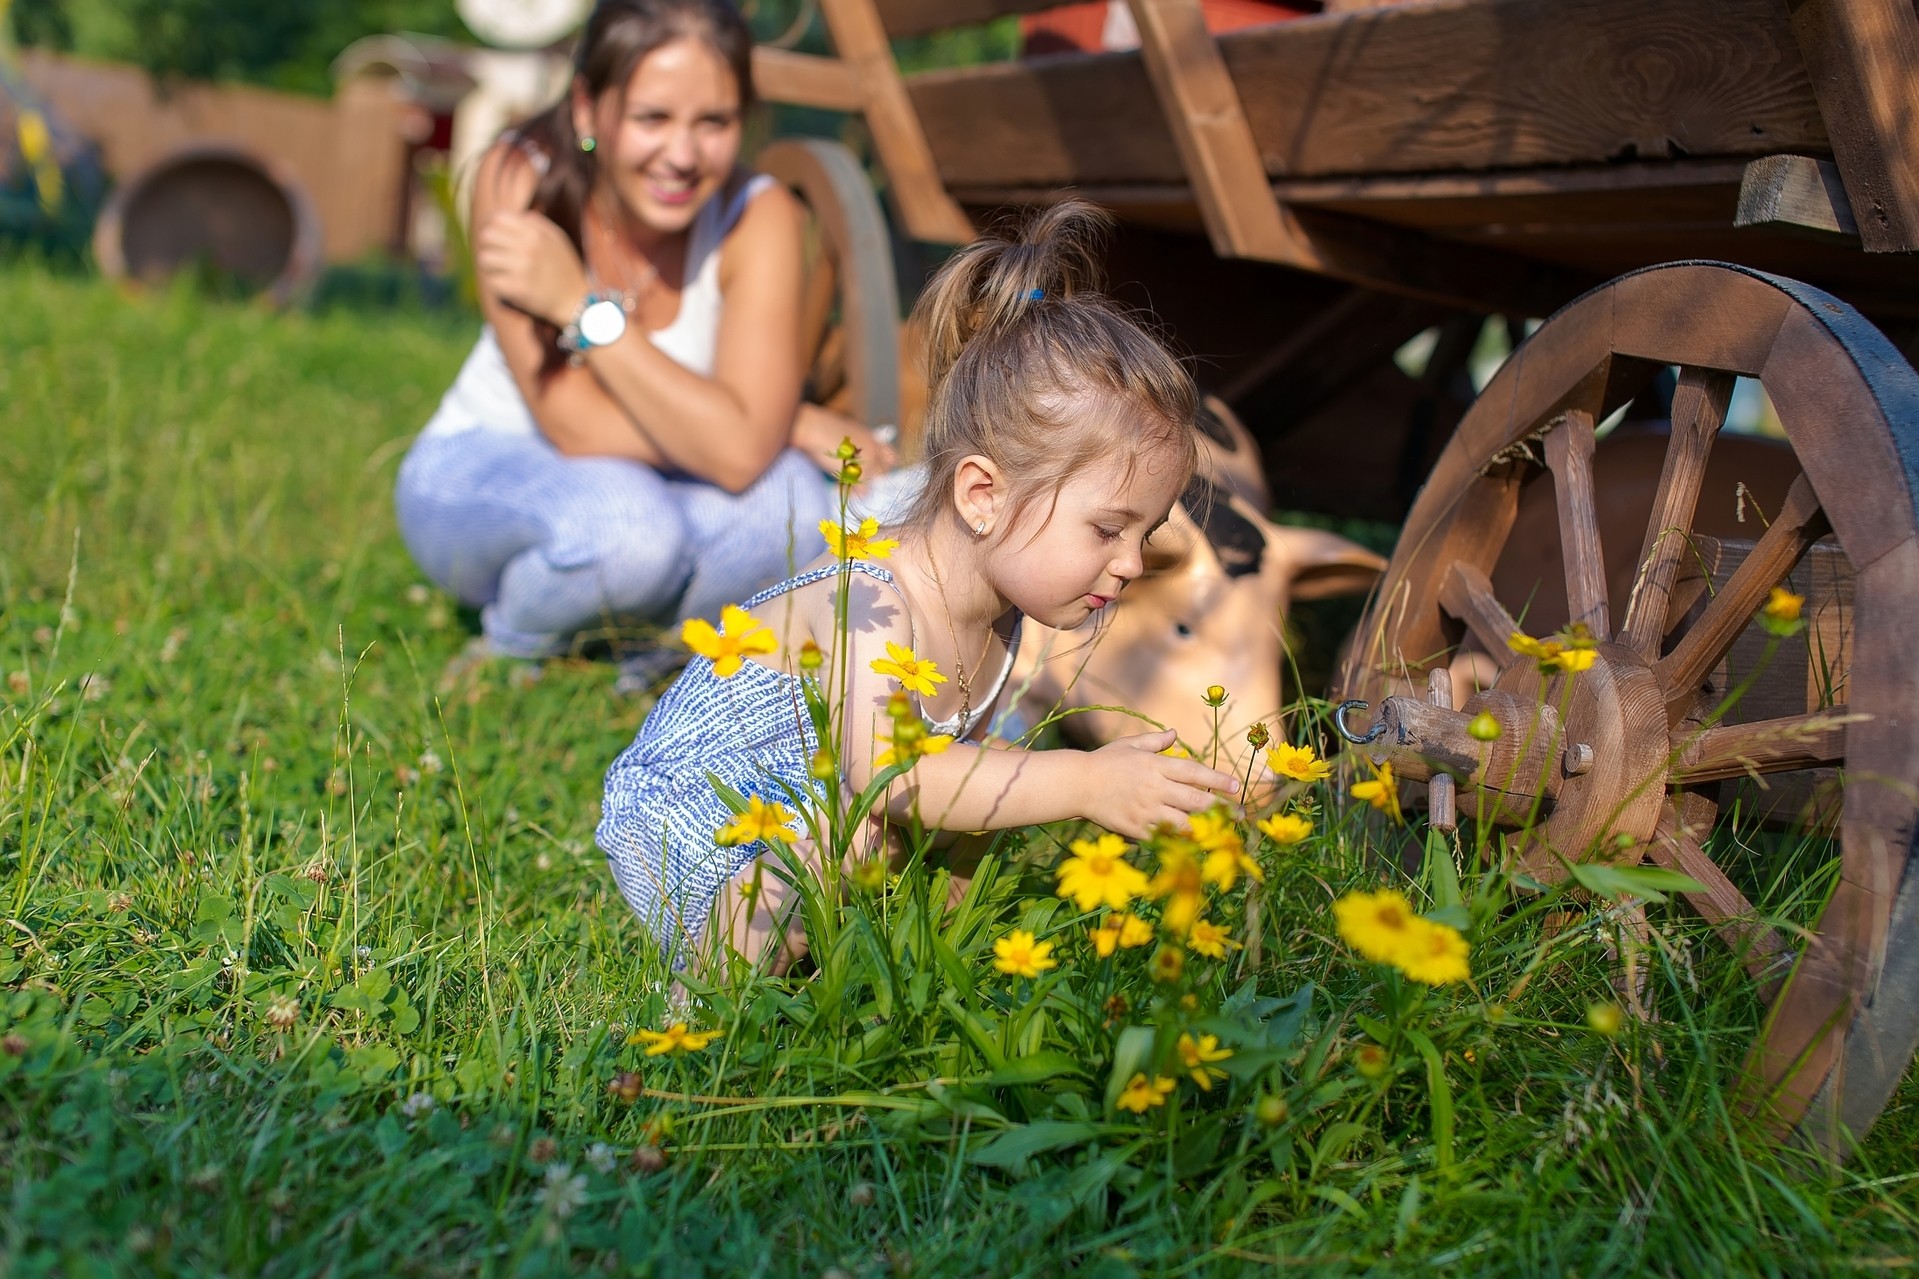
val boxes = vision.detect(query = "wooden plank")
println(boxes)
[1785,0,1919,252]
[906,0,1829,190]
[752,47,864,112]
[1648,794,1795,985]
[1124,0,1298,262]
[1671,713,1851,783]
[1542,410,1610,638]
[1657,474,1831,722]
[1735,154,1859,236]
[818,0,974,244]
[1439,561,1520,660]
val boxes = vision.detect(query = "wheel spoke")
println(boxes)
[1619,367,1735,656]
[1670,711,1852,783]
[1543,409,1609,638]
[1439,561,1518,664]
[1649,795,1794,989]
[1656,474,1830,722]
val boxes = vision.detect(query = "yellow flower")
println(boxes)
[680,605,777,678]
[1117,913,1156,948]
[874,729,955,771]
[991,928,1058,979]
[1176,1032,1233,1090]
[820,516,899,560]
[714,795,799,848]
[628,1023,723,1056]
[1266,742,1332,783]
[869,641,948,697]
[1088,918,1123,958]
[1146,844,1206,936]
[1190,809,1262,890]
[1350,761,1402,823]
[1759,585,1806,636]
[1187,918,1241,960]
[1507,627,1598,675]
[1150,945,1185,983]
[1256,811,1313,845]
[1056,833,1149,911]
[1115,1073,1176,1113]
[1333,888,1419,966]
[1397,917,1472,986]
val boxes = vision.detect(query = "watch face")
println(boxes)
[579,299,627,347]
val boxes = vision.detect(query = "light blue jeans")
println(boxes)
[394,430,830,657]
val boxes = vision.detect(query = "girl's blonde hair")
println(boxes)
[903,200,1198,533]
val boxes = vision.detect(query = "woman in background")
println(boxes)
[395,0,889,689]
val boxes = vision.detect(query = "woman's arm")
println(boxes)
[474,156,807,492]
[470,145,671,468]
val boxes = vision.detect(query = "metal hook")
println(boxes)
[1334,700,1386,745]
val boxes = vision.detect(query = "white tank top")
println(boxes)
[420,173,777,440]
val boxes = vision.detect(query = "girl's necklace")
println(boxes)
[922,553,1000,734]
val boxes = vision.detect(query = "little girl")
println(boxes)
[596,200,1240,969]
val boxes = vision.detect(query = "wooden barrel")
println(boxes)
[93,145,322,305]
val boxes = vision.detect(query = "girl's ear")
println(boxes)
[951,454,1003,537]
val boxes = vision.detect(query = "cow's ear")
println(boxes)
[1267,525,1389,601]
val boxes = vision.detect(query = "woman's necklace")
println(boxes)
[586,202,662,319]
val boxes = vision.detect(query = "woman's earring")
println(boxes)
[974,520,986,537]
[579,136,596,153]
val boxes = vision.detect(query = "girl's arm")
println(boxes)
[832,592,1236,841]
[473,151,807,493]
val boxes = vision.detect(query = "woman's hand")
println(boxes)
[475,210,591,328]
[1078,729,1240,841]
[792,404,898,478]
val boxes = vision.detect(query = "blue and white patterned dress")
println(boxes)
[597,560,1022,963]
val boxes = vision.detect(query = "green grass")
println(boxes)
[3,260,1918,1277]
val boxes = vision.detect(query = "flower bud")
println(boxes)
[808,748,836,781]
[1586,1001,1624,1037]
[1254,1093,1288,1127]
[835,437,859,462]
[1203,684,1227,707]
[850,859,886,893]
[1467,710,1502,742]
[799,640,823,671]
[838,461,863,487]
[1353,1042,1389,1079]
[886,691,913,721]
[1244,721,1270,749]
[891,718,924,746]
[607,1071,643,1104]
[847,1181,877,1208]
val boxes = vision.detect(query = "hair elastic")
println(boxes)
[1027,288,1044,300]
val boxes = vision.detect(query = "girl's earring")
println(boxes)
[579,136,596,153]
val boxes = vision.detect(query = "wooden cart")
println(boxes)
[750,0,1919,1156]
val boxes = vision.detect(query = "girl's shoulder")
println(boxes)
[745,557,918,666]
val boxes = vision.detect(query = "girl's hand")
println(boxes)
[475,210,591,328]
[1080,729,1240,841]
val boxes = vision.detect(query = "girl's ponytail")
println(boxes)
[903,198,1198,535]
[912,201,1113,395]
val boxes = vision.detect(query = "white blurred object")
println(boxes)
[844,462,926,527]
[457,0,591,49]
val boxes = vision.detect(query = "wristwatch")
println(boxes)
[560,292,627,353]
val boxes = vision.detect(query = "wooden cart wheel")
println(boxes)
[754,137,903,446]
[1335,261,1919,1153]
